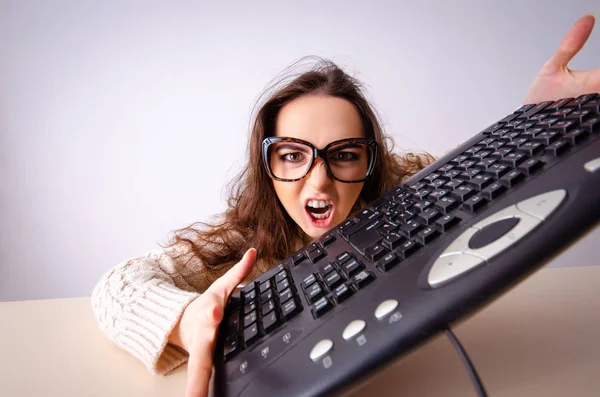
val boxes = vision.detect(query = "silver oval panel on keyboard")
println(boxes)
[428,189,567,288]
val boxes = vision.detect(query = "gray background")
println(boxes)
[1,0,599,302]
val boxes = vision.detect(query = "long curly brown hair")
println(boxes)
[167,57,434,276]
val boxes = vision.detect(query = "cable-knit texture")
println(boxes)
[90,244,264,375]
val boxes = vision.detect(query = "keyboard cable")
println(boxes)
[445,327,488,397]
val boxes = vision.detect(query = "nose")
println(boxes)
[306,159,333,191]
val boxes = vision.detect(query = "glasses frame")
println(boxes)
[261,136,378,183]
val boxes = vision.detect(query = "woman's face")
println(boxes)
[271,94,366,240]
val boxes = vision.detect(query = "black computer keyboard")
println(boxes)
[214,94,600,397]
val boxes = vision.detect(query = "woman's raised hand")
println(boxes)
[523,14,600,104]
[170,248,257,397]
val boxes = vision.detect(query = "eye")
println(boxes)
[280,152,305,162]
[330,151,359,162]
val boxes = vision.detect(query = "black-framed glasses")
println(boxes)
[262,137,378,183]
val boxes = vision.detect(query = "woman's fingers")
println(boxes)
[184,248,257,397]
[546,14,595,73]
[209,248,257,308]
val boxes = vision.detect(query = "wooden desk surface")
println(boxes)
[1,266,599,397]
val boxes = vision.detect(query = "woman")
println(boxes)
[91,14,599,397]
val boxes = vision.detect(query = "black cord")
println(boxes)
[445,327,488,397]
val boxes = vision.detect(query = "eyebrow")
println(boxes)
[274,143,312,151]
[329,143,363,150]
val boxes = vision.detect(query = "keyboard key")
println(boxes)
[546,97,573,111]
[418,208,440,225]
[545,140,570,157]
[474,158,497,170]
[518,158,544,176]
[244,323,259,345]
[458,169,481,180]
[489,148,513,159]
[244,300,257,315]
[484,163,510,179]
[500,152,527,168]
[550,119,576,133]
[517,141,544,156]
[409,181,428,191]
[307,242,320,252]
[566,93,597,109]
[336,251,353,264]
[435,196,458,214]
[308,247,326,264]
[435,214,460,233]
[262,311,278,333]
[365,243,387,262]
[533,131,560,145]
[399,219,422,238]
[260,288,274,303]
[462,194,487,212]
[582,98,600,111]
[397,240,419,259]
[563,128,589,145]
[468,174,493,190]
[305,283,324,303]
[580,116,600,133]
[481,181,506,200]
[377,222,399,235]
[415,226,439,245]
[323,270,343,289]
[321,232,336,246]
[500,169,524,188]
[438,164,455,173]
[274,271,287,284]
[429,178,447,189]
[450,155,470,165]
[281,298,300,320]
[445,169,462,179]
[333,283,352,303]
[292,251,306,266]
[259,280,271,294]
[302,274,317,289]
[224,335,238,360]
[444,179,463,191]
[276,278,290,293]
[262,300,276,316]
[312,297,333,318]
[352,270,375,289]
[377,252,401,272]
[318,263,335,276]
[279,288,293,303]
[428,189,450,201]
[382,232,404,250]
[565,109,592,123]
[451,186,476,202]
[341,258,364,277]
[349,227,383,254]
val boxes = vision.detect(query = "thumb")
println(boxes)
[546,14,595,73]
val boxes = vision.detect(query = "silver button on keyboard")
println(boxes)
[374,299,398,320]
[310,339,333,362]
[342,320,366,340]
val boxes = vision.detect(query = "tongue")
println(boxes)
[307,205,329,214]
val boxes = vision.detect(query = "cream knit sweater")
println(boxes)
[90,243,265,375]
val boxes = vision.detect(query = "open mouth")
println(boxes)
[305,199,333,221]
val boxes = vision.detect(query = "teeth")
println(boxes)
[311,208,332,219]
[307,199,331,208]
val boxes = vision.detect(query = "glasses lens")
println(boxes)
[326,141,372,181]
[268,141,314,180]
[266,139,374,181]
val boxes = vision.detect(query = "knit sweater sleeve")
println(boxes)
[90,244,214,375]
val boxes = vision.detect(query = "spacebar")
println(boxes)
[349,228,382,255]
